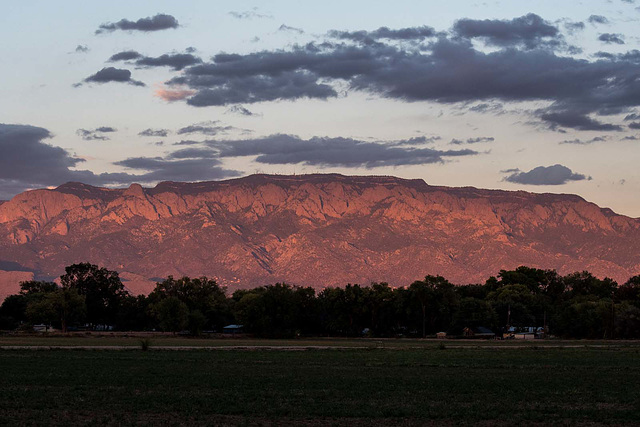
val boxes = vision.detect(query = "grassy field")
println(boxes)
[1,341,640,425]
[1,333,639,348]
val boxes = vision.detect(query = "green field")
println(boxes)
[1,340,640,425]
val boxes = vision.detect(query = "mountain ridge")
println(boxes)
[0,174,638,302]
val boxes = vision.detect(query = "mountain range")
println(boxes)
[0,173,638,301]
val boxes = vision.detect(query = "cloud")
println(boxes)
[391,136,440,146]
[278,24,304,34]
[78,67,145,87]
[503,164,590,185]
[621,135,639,140]
[96,13,179,34]
[229,8,272,20]
[162,22,640,131]
[452,13,566,50]
[113,156,239,182]
[0,123,138,198]
[0,123,240,199]
[467,102,505,114]
[539,111,622,131]
[177,121,238,136]
[564,21,585,33]
[588,15,609,25]
[153,87,196,101]
[624,113,640,121]
[328,26,437,44]
[225,105,257,116]
[599,33,625,44]
[559,136,607,145]
[450,136,494,144]
[110,50,202,71]
[629,122,640,129]
[139,128,170,137]
[109,50,143,61]
[75,45,89,53]
[202,134,478,168]
[76,127,117,141]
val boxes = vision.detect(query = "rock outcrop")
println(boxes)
[0,174,638,301]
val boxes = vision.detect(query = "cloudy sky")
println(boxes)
[2,0,640,216]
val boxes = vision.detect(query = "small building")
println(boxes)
[436,332,447,339]
[222,324,244,334]
[508,326,545,339]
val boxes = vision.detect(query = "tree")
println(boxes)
[0,294,28,329]
[150,297,189,333]
[60,263,128,328]
[19,280,58,295]
[451,298,497,334]
[616,276,640,305]
[26,287,86,332]
[409,275,458,337]
[148,276,230,331]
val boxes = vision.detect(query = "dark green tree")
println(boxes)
[150,296,189,333]
[26,287,86,332]
[148,276,230,332]
[60,263,128,328]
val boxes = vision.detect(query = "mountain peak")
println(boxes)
[0,173,638,300]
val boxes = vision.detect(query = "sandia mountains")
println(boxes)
[0,174,639,301]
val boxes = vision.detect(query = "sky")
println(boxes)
[2,0,640,216]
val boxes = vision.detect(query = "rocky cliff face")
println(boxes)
[0,174,639,301]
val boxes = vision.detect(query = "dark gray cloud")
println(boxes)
[162,21,640,132]
[177,121,237,136]
[624,113,640,121]
[136,53,202,70]
[201,134,478,168]
[450,136,494,144]
[391,136,440,146]
[0,123,140,198]
[229,9,272,19]
[109,50,143,61]
[503,164,590,185]
[113,156,239,182]
[139,128,170,137]
[225,105,257,116]
[599,33,625,44]
[540,111,622,131]
[622,135,639,140]
[76,127,117,141]
[468,102,505,114]
[0,123,241,200]
[629,122,640,129]
[96,14,179,34]
[564,21,585,33]
[559,136,607,145]
[75,45,89,53]
[328,26,437,44]
[167,147,219,159]
[78,67,145,87]
[500,168,521,174]
[588,15,609,25]
[278,24,304,34]
[110,50,202,71]
[452,14,565,50]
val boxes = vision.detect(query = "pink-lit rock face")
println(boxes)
[0,174,638,299]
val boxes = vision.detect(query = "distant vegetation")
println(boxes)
[1,263,639,339]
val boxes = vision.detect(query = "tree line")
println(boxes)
[1,263,639,339]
